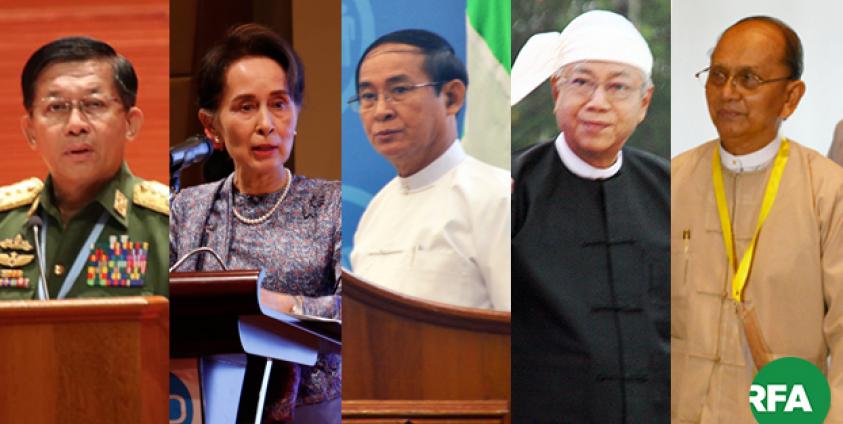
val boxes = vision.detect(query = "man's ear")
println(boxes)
[550,75,561,104]
[124,107,144,140]
[780,80,805,120]
[637,85,655,124]
[441,79,466,116]
[20,114,36,151]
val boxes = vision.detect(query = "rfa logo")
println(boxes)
[750,384,812,412]
[749,357,830,423]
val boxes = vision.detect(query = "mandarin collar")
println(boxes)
[554,132,622,180]
[719,134,781,173]
[398,140,467,192]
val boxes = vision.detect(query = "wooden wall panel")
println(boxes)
[169,0,257,188]
[0,0,169,185]
[292,0,341,181]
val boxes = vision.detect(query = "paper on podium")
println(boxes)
[256,288,342,343]
[237,291,341,365]
[266,309,342,343]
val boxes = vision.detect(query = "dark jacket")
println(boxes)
[511,141,670,423]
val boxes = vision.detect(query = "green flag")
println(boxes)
[464,0,511,169]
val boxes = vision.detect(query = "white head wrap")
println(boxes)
[511,10,653,106]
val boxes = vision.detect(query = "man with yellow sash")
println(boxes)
[672,16,843,422]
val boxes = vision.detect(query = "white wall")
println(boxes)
[671,0,843,157]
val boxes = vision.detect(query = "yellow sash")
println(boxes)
[712,138,790,302]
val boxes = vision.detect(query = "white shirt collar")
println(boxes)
[719,134,781,173]
[399,140,467,192]
[554,132,623,180]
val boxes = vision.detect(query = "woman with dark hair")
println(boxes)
[170,23,340,423]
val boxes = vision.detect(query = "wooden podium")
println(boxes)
[342,270,511,423]
[170,270,264,358]
[0,296,169,424]
[170,270,341,422]
[169,270,340,359]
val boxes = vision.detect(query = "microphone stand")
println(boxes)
[29,223,49,300]
[169,247,228,273]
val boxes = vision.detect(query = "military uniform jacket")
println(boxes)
[0,163,169,299]
[512,140,670,423]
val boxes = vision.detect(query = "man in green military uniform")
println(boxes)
[0,36,168,300]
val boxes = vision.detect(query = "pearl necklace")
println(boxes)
[232,168,292,225]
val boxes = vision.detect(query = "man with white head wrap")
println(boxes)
[511,10,669,423]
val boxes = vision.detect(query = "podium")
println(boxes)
[170,270,341,423]
[0,296,169,424]
[170,270,265,358]
[341,270,511,423]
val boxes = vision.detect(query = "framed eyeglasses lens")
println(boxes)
[41,97,111,121]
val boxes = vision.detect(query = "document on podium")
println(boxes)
[284,312,341,342]
[257,299,342,343]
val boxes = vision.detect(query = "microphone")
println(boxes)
[25,216,49,300]
[170,135,213,174]
[169,247,228,273]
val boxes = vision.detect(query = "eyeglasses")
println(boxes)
[556,76,640,101]
[34,95,121,123]
[694,67,792,91]
[347,82,442,112]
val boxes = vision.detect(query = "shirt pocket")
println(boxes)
[409,245,475,277]
[355,247,405,275]
[410,247,485,303]
[671,232,691,341]
[0,285,35,299]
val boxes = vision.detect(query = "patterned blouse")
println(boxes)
[170,173,341,404]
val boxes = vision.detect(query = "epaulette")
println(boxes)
[0,178,43,212]
[133,180,169,216]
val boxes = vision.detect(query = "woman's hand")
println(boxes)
[260,288,297,313]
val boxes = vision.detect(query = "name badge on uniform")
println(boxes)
[86,235,148,288]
